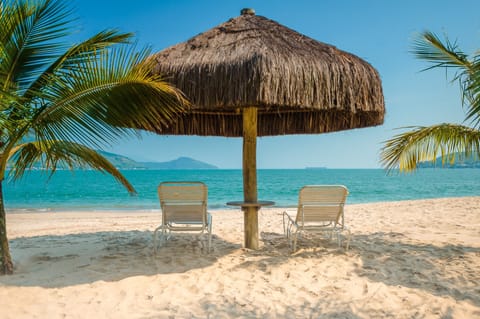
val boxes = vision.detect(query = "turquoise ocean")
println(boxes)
[4,168,480,211]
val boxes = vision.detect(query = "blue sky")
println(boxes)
[71,0,480,168]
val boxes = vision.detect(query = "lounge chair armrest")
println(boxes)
[282,210,296,223]
[282,210,297,235]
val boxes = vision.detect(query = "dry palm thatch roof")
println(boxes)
[149,9,385,137]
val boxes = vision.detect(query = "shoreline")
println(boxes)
[1,196,479,318]
[5,195,480,214]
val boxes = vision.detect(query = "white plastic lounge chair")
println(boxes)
[153,181,212,252]
[283,185,351,252]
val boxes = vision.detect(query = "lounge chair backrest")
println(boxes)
[158,181,207,225]
[297,185,348,226]
[283,185,351,251]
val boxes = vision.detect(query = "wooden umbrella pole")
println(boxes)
[242,106,259,249]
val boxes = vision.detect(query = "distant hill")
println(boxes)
[418,153,480,168]
[140,157,218,169]
[7,151,218,170]
[97,151,144,169]
[98,152,218,170]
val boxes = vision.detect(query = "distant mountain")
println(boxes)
[97,151,144,169]
[418,153,480,168]
[97,152,218,170]
[140,157,218,170]
[7,151,218,170]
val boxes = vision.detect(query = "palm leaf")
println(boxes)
[412,31,471,71]
[465,58,480,127]
[8,140,136,193]
[22,29,134,102]
[1,0,73,90]
[412,31,480,128]
[381,124,480,172]
[24,44,187,149]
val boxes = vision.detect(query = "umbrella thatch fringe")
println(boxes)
[154,109,383,137]
[156,53,383,113]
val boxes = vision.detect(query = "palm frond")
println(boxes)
[0,85,20,110]
[412,31,480,128]
[1,0,73,90]
[381,124,480,172]
[412,31,471,71]
[8,140,136,193]
[23,29,133,102]
[465,60,480,127]
[23,44,187,149]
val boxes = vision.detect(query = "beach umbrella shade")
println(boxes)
[147,8,385,249]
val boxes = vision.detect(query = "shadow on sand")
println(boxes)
[256,230,480,309]
[1,230,240,288]
[352,232,480,307]
[2,228,479,313]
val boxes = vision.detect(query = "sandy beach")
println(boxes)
[1,197,479,318]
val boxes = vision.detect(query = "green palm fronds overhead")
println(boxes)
[381,31,480,171]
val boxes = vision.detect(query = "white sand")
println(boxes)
[1,197,479,318]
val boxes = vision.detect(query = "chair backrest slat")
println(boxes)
[296,185,348,226]
[158,182,207,225]
[301,205,343,223]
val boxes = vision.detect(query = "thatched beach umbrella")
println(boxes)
[148,8,385,249]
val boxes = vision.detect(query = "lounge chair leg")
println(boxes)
[292,233,298,252]
[345,230,351,251]
[153,227,160,254]
[159,228,168,248]
[207,233,212,252]
[207,215,212,253]
[208,224,212,252]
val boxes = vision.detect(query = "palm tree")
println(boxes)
[0,0,186,274]
[381,31,480,171]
